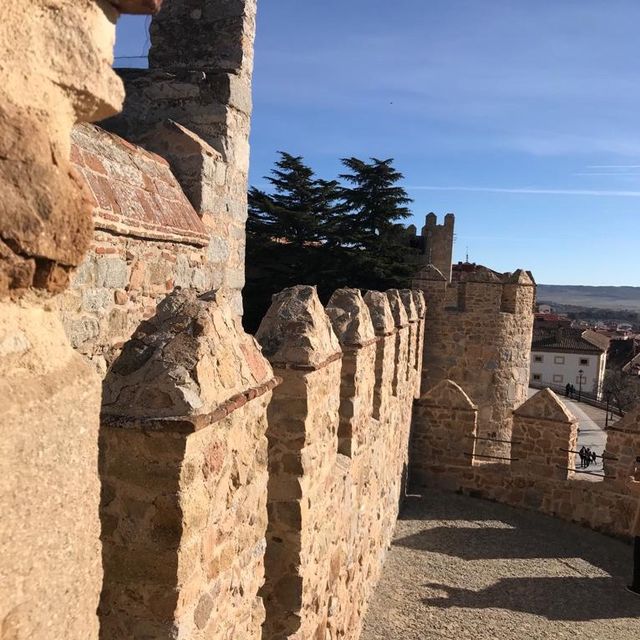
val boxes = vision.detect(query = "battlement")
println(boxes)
[411,383,640,540]
[98,284,425,638]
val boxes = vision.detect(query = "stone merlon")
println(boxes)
[256,285,341,369]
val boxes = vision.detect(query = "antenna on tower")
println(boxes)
[465,246,470,263]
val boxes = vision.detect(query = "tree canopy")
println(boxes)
[243,152,418,332]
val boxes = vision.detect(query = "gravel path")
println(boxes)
[362,491,640,640]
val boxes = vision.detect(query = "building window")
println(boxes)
[553,374,564,383]
[532,374,542,381]
[554,355,565,365]
[580,358,589,366]
[534,355,543,363]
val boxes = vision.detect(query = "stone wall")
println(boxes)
[410,382,640,540]
[102,0,258,314]
[256,286,423,640]
[0,2,161,639]
[414,264,535,459]
[421,212,455,281]
[58,123,234,372]
[99,290,277,639]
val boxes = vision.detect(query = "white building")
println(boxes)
[530,328,609,399]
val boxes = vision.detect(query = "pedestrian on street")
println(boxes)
[579,446,587,469]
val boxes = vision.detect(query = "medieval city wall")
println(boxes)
[410,383,640,540]
[97,285,423,639]
[0,2,163,639]
[413,265,535,460]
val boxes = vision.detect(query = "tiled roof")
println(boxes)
[532,327,608,354]
[71,124,209,247]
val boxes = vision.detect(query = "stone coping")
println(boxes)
[102,376,281,433]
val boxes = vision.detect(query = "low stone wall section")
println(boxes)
[256,285,423,640]
[99,290,276,639]
[410,382,640,540]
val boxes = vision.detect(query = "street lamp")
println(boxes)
[578,368,584,402]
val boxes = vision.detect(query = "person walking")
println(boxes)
[579,446,587,469]
[585,448,592,468]
[565,382,571,398]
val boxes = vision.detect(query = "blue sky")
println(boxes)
[115,1,640,286]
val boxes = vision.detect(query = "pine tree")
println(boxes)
[338,157,412,248]
[244,152,341,331]
[337,157,416,290]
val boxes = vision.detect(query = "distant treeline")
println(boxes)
[243,152,419,332]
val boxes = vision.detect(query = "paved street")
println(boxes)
[362,491,640,640]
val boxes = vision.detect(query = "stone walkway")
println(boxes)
[362,491,640,640]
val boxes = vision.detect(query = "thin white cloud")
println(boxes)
[587,165,640,169]
[406,186,640,197]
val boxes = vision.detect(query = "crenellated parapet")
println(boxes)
[409,381,640,540]
[244,284,422,640]
[99,289,276,638]
[413,243,536,459]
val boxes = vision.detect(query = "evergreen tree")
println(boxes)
[244,152,341,331]
[337,157,416,290]
[338,157,412,248]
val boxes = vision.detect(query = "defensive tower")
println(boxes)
[413,214,536,458]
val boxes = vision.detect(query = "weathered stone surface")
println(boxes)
[419,379,477,410]
[148,0,257,74]
[260,286,421,640]
[0,0,128,296]
[411,289,426,319]
[399,289,418,323]
[100,290,273,639]
[514,388,575,422]
[386,289,409,328]
[363,290,395,336]
[110,0,163,14]
[326,288,375,347]
[0,303,102,639]
[512,390,579,480]
[103,288,272,418]
[604,404,640,490]
[414,254,535,458]
[256,285,341,368]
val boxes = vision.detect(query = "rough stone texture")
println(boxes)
[57,124,241,371]
[102,0,258,315]
[256,285,341,369]
[257,286,420,640]
[0,0,128,296]
[110,0,163,13]
[99,289,274,639]
[512,389,579,480]
[364,291,397,421]
[0,302,102,639]
[0,3,161,639]
[414,253,535,459]
[604,404,640,491]
[421,212,455,281]
[411,380,478,481]
[411,289,426,398]
[410,388,639,540]
[327,289,376,457]
[362,491,640,640]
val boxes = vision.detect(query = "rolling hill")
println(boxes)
[536,285,640,311]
